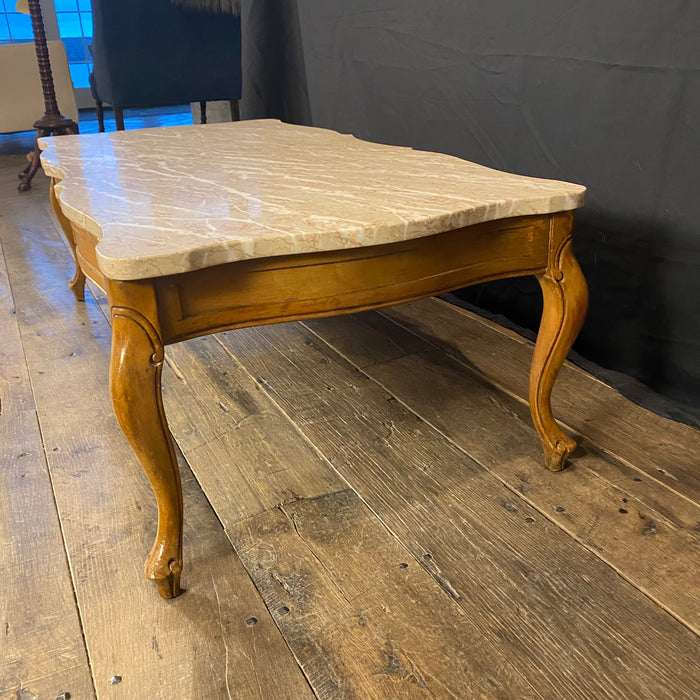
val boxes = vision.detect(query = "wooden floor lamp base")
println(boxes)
[19,116,78,191]
[18,0,79,191]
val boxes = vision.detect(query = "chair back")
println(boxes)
[90,0,242,108]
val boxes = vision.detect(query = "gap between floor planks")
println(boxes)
[108,260,700,695]
[380,298,700,504]
[6,174,700,696]
[158,328,700,699]
[34,188,542,697]
[301,310,700,634]
[65,194,700,694]
[87,274,543,697]
[2,193,314,699]
[0,229,95,699]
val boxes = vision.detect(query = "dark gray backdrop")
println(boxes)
[239,0,700,423]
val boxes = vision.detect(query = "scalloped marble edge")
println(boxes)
[39,120,586,282]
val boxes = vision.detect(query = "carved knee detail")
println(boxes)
[530,216,588,471]
[109,304,183,598]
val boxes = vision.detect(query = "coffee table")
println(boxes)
[40,120,588,598]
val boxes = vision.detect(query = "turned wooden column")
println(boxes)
[18,0,79,192]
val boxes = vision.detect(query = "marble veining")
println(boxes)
[39,120,585,281]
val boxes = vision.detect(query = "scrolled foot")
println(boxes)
[145,540,182,598]
[529,213,588,471]
[146,546,183,599]
[69,269,86,301]
[153,572,182,599]
[542,434,576,472]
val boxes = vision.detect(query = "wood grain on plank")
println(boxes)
[163,335,342,524]
[85,278,342,527]
[304,313,700,633]
[232,489,539,699]
[381,298,700,501]
[218,320,700,700]
[5,200,313,699]
[151,335,540,697]
[305,310,700,533]
[0,230,95,700]
[20,165,698,699]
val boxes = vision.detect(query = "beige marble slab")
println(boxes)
[39,120,585,281]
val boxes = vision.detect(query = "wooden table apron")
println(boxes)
[50,178,588,598]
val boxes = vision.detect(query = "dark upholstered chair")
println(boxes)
[89,0,242,131]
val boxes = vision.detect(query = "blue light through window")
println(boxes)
[55,0,93,88]
[6,11,33,41]
[0,1,93,88]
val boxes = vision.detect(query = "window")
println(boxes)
[0,0,34,43]
[53,0,93,89]
[0,0,93,89]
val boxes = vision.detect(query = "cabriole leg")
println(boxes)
[50,178,86,300]
[530,214,589,471]
[109,304,183,597]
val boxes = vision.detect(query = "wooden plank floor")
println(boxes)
[1,148,699,699]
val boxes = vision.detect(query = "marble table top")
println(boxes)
[39,120,585,281]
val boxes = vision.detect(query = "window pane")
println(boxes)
[56,11,82,38]
[7,12,33,41]
[69,62,90,88]
[0,15,9,41]
[63,36,87,63]
[80,11,92,37]
[47,0,94,92]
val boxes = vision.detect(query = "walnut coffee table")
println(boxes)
[40,120,588,598]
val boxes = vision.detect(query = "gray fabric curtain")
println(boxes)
[240,0,700,424]
[240,0,311,124]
